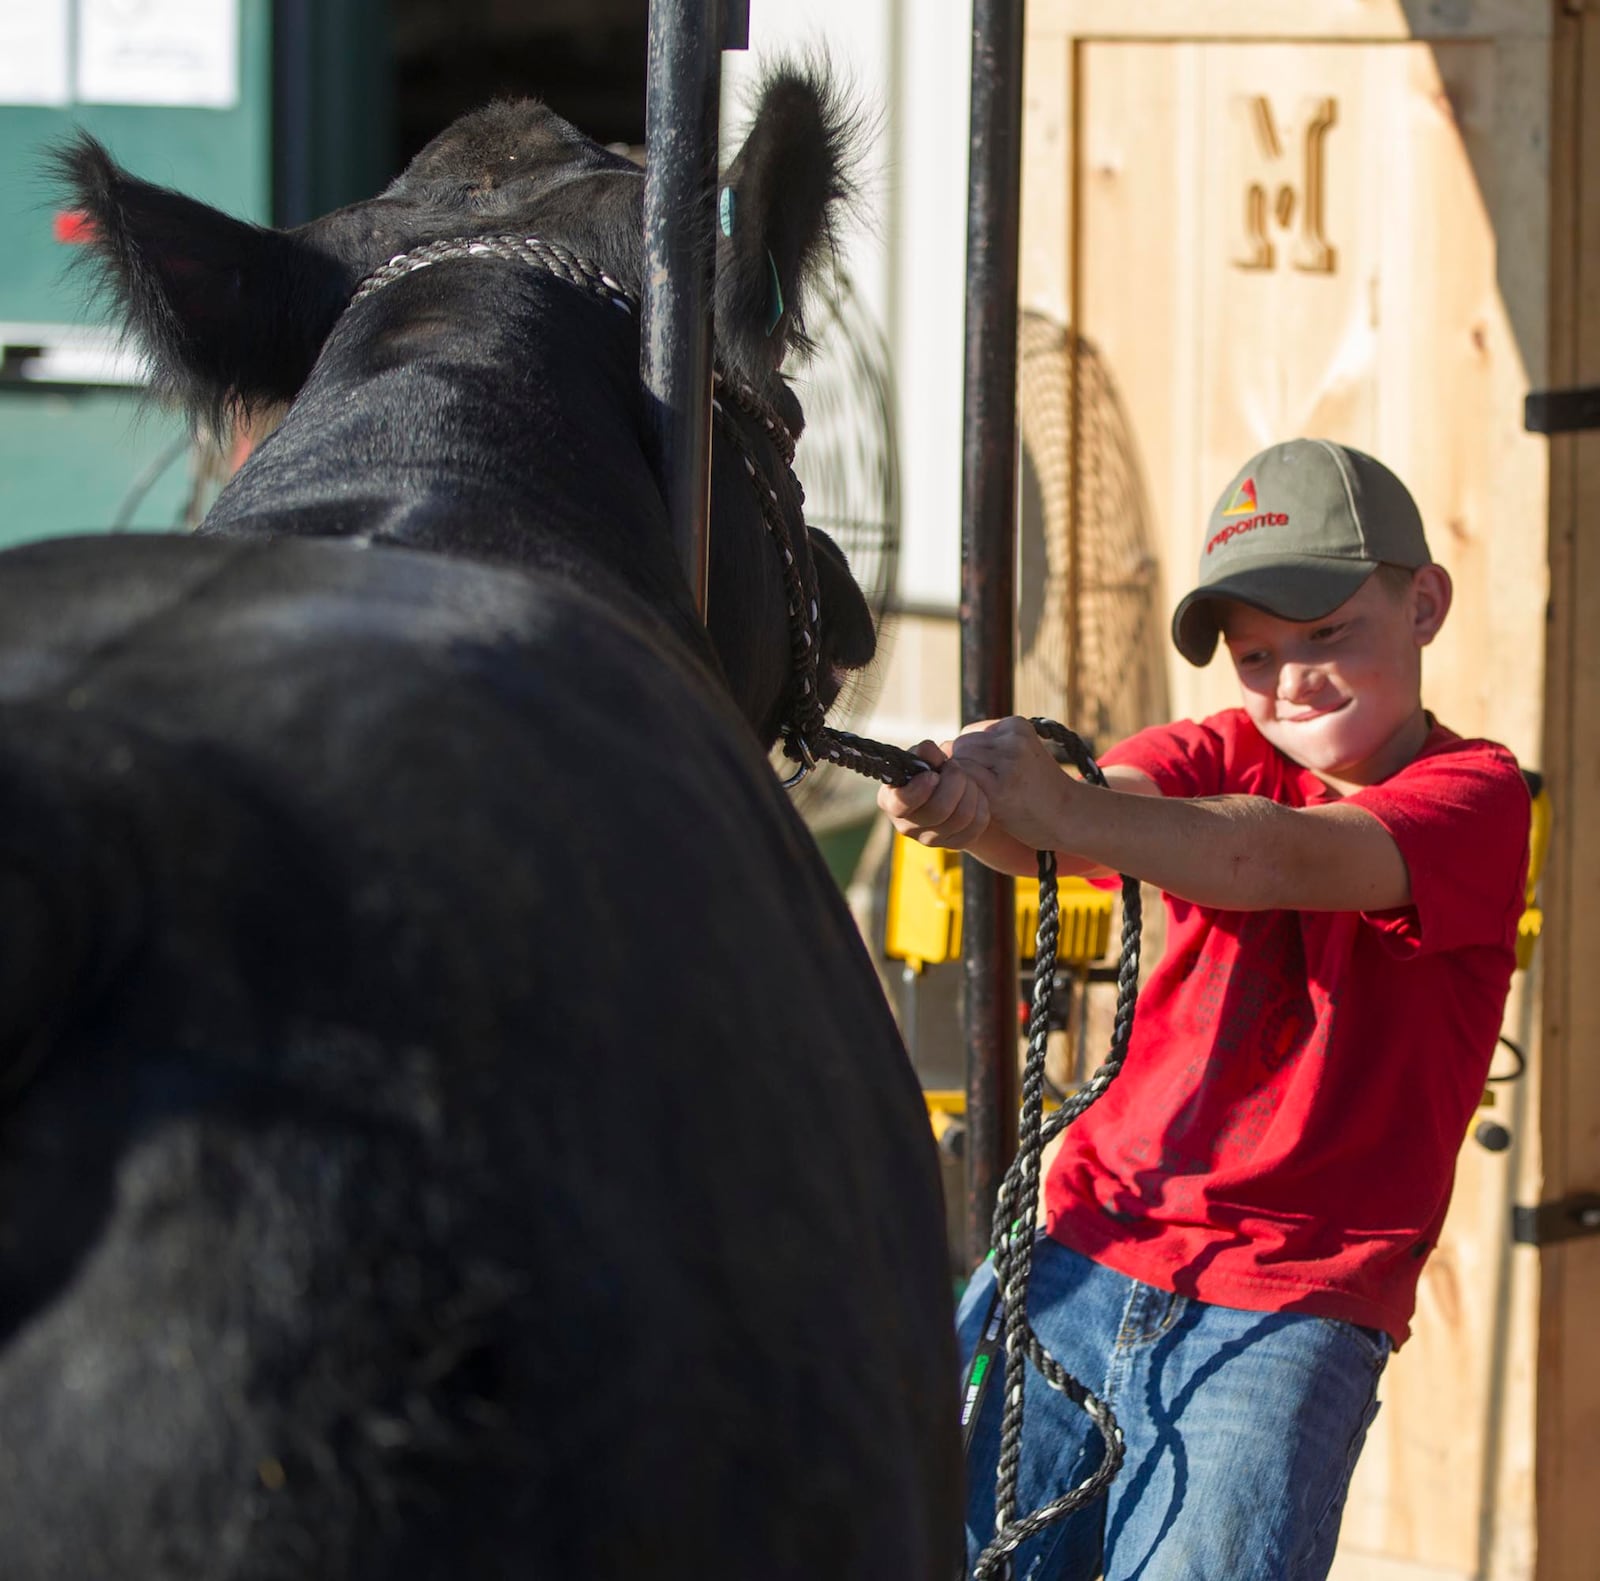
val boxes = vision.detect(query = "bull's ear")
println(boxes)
[54,135,352,430]
[715,67,860,386]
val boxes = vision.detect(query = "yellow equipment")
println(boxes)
[883,832,1115,974]
[886,773,1549,978]
[1517,777,1551,972]
[884,832,1117,1133]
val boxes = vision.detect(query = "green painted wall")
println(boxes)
[0,0,272,548]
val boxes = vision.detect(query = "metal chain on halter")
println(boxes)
[349,235,637,315]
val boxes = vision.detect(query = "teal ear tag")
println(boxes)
[765,251,784,336]
[718,186,736,238]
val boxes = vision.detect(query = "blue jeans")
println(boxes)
[958,1236,1390,1581]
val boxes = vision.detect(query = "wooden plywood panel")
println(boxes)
[1069,43,1191,735]
[1020,36,1071,329]
[1373,43,1546,762]
[1329,1556,1471,1581]
[1191,43,1384,725]
[1032,0,1552,43]
[1537,10,1600,1575]
[1075,40,1542,744]
[1073,43,1205,724]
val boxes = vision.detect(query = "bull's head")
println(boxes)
[57,66,877,751]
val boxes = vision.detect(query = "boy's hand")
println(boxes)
[950,717,1075,853]
[876,740,993,849]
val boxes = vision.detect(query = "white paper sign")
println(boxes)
[76,0,239,109]
[0,4,72,106]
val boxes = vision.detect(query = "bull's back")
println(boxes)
[0,534,960,1579]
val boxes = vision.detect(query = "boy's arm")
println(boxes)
[950,717,1412,912]
[876,738,1161,879]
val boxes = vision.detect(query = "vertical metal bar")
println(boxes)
[960,0,1026,1269]
[641,0,727,619]
[272,0,393,228]
[271,0,315,227]
[1065,42,1084,734]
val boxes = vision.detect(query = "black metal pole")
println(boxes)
[641,1,733,618]
[271,0,315,227]
[960,0,1026,1269]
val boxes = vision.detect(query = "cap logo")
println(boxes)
[1207,507,1291,554]
[1222,478,1259,517]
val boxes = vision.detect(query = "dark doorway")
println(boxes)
[391,0,650,165]
[276,0,648,227]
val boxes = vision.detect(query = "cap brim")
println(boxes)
[1171,558,1378,666]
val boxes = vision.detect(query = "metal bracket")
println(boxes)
[0,322,147,387]
[1511,1194,1600,1246]
[1524,386,1600,434]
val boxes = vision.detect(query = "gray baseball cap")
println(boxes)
[1171,438,1432,666]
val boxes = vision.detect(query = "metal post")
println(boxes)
[960,0,1026,1268]
[641,1,742,618]
[272,0,315,227]
[271,0,393,228]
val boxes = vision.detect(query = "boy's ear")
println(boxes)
[54,134,354,429]
[1412,563,1453,646]
[714,66,861,387]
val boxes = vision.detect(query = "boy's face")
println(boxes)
[1218,567,1449,788]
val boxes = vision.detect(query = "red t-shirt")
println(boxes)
[1044,709,1530,1344]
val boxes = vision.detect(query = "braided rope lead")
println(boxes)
[807,717,1141,1581]
[969,721,1141,1581]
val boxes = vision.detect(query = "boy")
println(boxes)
[880,439,1530,1581]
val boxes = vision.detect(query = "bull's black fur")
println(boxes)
[0,68,960,1579]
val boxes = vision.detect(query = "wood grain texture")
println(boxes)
[1029,1,1554,44]
[1535,9,1600,1577]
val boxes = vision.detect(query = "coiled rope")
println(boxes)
[973,721,1140,1578]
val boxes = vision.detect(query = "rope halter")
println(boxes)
[346,234,841,772]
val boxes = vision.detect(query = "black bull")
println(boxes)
[0,70,962,1578]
